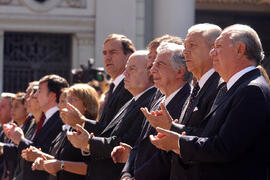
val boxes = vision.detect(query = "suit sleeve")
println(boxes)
[179,86,269,163]
[3,143,18,159]
[121,145,137,177]
[84,119,106,135]
[18,137,33,153]
[89,112,145,160]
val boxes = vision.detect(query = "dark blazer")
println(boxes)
[84,80,133,135]
[85,87,156,180]
[122,83,191,180]
[45,127,86,180]
[18,111,63,180]
[1,116,35,180]
[169,72,224,180]
[179,69,270,180]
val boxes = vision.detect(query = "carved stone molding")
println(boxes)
[0,0,12,4]
[196,0,270,5]
[196,0,270,12]
[20,0,62,12]
[66,0,83,8]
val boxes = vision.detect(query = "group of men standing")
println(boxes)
[0,22,269,180]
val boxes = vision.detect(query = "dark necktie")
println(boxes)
[182,83,200,123]
[105,83,115,104]
[34,114,46,137]
[210,85,227,111]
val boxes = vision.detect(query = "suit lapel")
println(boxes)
[101,87,155,135]
[33,111,60,142]
[180,73,219,124]
[166,83,191,119]
[203,69,260,120]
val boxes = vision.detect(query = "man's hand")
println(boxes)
[43,159,61,176]
[149,127,181,154]
[141,103,174,130]
[21,146,42,162]
[32,156,46,171]
[3,123,24,145]
[111,142,132,163]
[66,124,92,152]
[60,103,85,128]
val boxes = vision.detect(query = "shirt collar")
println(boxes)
[198,68,215,89]
[164,86,183,106]
[134,86,154,101]
[112,74,124,92]
[227,66,255,90]
[44,106,59,123]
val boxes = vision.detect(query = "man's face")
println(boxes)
[0,98,12,124]
[103,39,129,79]
[210,32,237,81]
[183,32,212,76]
[150,51,178,93]
[36,82,50,111]
[124,55,150,95]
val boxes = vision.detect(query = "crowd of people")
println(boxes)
[0,23,269,180]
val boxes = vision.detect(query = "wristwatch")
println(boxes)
[60,160,64,170]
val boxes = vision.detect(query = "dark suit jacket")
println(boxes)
[123,83,191,180]
[45,127,86,180]
[179,69,270,180]
[85,87,156,180]
[84,80,133,135]
[169,72,224,180]
[18,111,63,180]
[2,116,35,180]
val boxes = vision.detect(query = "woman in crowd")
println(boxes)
[11,92,28,127]
[30,83,99,180]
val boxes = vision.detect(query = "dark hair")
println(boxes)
[39,74,69,103]
[104,34,136,55]
[13,92,26,105]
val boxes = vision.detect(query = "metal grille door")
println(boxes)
[4,32,71,93]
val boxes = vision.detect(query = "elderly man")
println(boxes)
[114,42,191,180]
[60,34,134,136]
[66,50,156,180]
[149,24,270,180]
[142,23,224,180]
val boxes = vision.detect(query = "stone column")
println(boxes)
[0,31,4,93]
[72,33,94,69]
[95,0,137,67]
[153,0,195,39]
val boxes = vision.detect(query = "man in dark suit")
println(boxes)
[149,24,270,180]
[142,23,224,180]
[0,82,38,180]
[0,92,14,179]
[66,50,156,180]
[5,74,69,180]
[112,41,192,180]
[59,34,134,136]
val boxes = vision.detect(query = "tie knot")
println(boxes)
[109,83,115,91]
[191,83,200,97]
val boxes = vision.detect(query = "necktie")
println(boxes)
[105,83,115,104]
[182,83,200,123]
[34,114,46,136]
[210,85,227,111]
